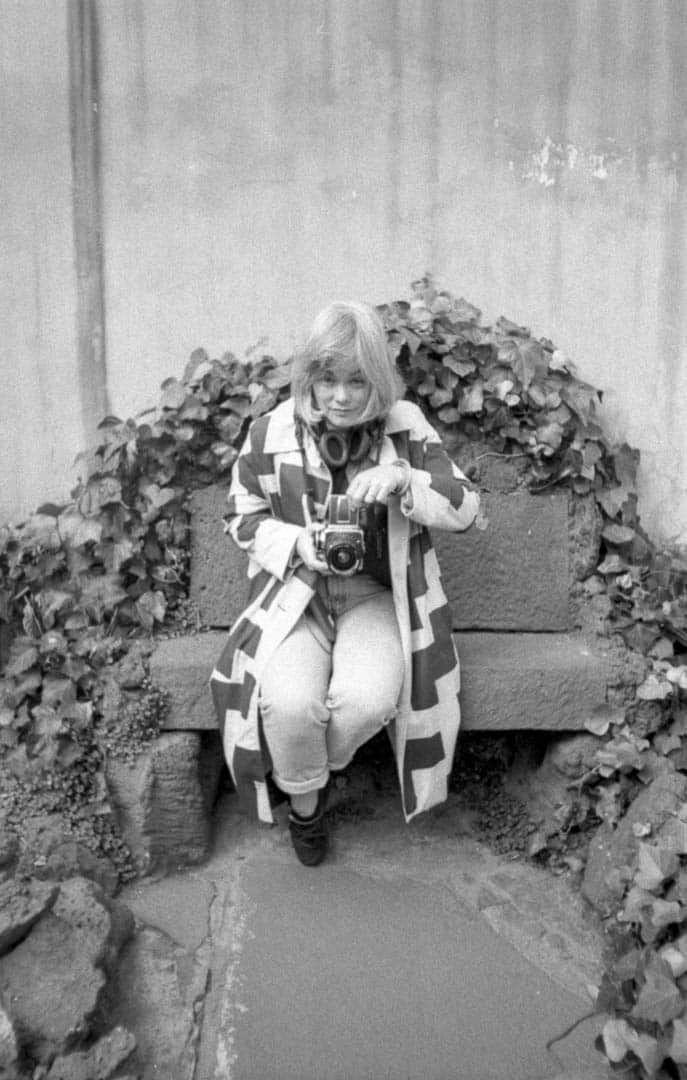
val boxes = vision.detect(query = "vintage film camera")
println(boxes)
[314,494,366,576]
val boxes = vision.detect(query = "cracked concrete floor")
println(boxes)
[119,785,610,1080]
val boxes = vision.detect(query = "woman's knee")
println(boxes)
[260,685,328,733]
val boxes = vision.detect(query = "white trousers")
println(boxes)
[258,588,404,796]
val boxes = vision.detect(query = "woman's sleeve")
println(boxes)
[224,422,303,581]
[398,409,480,533]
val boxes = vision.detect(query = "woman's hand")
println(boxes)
[295,525,330,574]
[346,464,407,508]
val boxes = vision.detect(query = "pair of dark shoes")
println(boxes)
[288,787,329,867]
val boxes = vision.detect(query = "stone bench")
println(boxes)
[152,485,618,734]
[111,480,631,874]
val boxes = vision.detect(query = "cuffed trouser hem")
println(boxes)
[270,768,330,796]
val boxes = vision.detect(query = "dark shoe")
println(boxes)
[288,790,329,867]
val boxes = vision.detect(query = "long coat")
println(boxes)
[210,396,479,823]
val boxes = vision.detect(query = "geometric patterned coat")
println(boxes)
[210,396,480,824]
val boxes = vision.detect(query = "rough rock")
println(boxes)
[99,926,209,1080]
[105,733,214,875]
[582,767,687,916]
[569,494,603,582]
[0,813,18,879]
[0,1003,18,1077]
[37,841,119,898]
[0,878,58,957]
[46,1025,136,1080]
[504,734,602,839]
[53,877,134,975]
[15,815,118,895]
[0,876,134,1064]
[115,642,152,690]
[545,733,602,779]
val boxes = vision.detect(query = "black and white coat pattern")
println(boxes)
[210,397,479,823]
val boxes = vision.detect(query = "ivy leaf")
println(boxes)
[637,674,674,701]
[183,357,213,385]
[450,297,482,324]
[660,945,687,979]
[600,1017,633,1063]
[459,383,484,414]
[41,677,74,707]
[437,406,461,424]
[670,1017,687,1063]
[632,958,684,1025]
[36,502,68,518]
[140,483,177,511]
[260,364,292,391]
[550,348,572,372]
[561,381,599,423]
[81,576,128,614]
[6,645,39,677]
[634,843,680,892]
[67,514,104,548]
[582,703,626,737]
[643,899,684,941]
[666,665,687,691]
[160,378,187,410]
[135,590,166,630]
[599,1017,664,1072]
[597,553,628,574]
[536,420,565,450]
[442,355,475,378]
[178,399,209,422]
[620,884,659,924]
[429,388,454,409]
[512,340,547,390]
[603,524,637,545]
[496,315,530,337]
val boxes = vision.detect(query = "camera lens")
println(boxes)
[330,544,356,572]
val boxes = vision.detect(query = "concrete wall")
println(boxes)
[2,0,687,545]
[0,1,84,522]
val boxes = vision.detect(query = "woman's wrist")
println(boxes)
[392,460,411,494]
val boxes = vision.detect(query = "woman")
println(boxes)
[210,301,479,866]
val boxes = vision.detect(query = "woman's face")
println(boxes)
[312,358,371,428]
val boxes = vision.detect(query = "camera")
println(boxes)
[314,495,365,576]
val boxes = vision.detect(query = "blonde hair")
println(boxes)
[291,301,403,426]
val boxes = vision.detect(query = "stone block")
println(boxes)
[189,485,571,631]
[154,630,614,734]
[189,485,247,628]
[105,733,214,874]
[150,637,222,732]
[435,492,570,630]
[455,632,613,731]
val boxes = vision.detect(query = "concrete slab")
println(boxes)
[153,630,613,733]
[456,632,612,731]
[189,486,571,632]
[189,791,608,1080]
[434,491,570,631]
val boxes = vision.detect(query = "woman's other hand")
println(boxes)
[295,525,330,574]
[346,464,407,508]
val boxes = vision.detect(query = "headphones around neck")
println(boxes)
[317,424,373,469]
